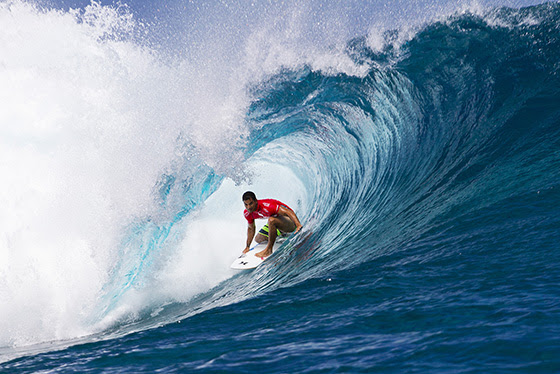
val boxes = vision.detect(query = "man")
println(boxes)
[242,191,303,258]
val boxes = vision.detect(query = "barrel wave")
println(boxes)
[1,1,560,372]
[243,3,560,281]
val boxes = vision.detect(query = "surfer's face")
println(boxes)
[244,198,258,213]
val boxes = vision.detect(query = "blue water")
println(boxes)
[2,1,560,372]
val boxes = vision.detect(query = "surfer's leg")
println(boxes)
[255,232,267,244]
[255,225,269,244]
[255,224,281,244]
[273,215,297,234]
[255,222,277,258]
[255,216,296,258]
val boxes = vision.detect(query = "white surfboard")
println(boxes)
[230,239,284,270]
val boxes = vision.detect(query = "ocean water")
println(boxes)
[1,0,560,372]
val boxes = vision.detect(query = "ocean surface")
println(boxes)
[1,0,560,372]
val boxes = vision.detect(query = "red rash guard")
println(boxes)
[244,199,293,225]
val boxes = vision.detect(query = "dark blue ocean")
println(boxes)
[1,0,560,372]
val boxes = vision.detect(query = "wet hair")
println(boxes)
[242,191,257,201]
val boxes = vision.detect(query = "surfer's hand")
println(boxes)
[243,246,250,254]
[295,225,303,233]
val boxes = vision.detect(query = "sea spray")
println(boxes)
[0,0,249,346]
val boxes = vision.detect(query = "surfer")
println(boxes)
[242,191,303,258]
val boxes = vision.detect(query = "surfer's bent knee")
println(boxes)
[268,216,296,233]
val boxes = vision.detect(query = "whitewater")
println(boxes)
[1,0,559,372]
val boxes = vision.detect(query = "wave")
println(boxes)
[1,0,559,361]
[241,1,560,277]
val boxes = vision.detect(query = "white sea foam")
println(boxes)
[0,0,317,350]
[0,1,249,348]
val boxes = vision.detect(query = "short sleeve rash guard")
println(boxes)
[243,199,292,224]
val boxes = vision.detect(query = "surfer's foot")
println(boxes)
[255,249,272,258]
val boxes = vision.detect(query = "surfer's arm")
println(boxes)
[244,222,256,253]
[278,206,303,233]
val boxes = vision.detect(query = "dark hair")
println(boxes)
[242,191,257,201]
